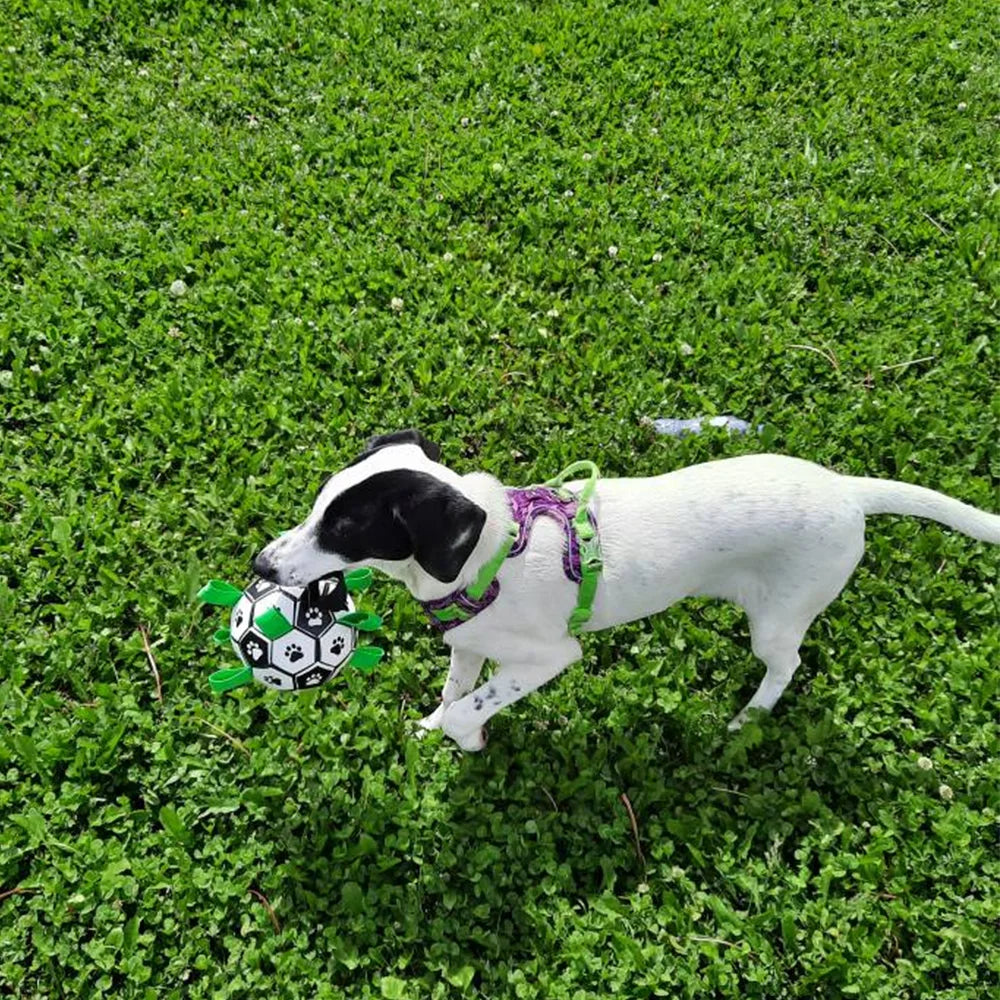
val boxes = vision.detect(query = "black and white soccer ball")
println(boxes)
[229,575,357,691]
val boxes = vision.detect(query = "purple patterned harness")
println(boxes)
[420,486,598,632]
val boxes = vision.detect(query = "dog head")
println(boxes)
[252,430,487,590]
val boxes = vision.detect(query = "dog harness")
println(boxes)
[420,461,603,636]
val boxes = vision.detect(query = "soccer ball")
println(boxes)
[229,575,357,691]
[198,570,383,694]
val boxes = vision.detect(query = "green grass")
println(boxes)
[2,0,999,996]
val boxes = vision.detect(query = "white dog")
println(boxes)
[253,430,1000,750]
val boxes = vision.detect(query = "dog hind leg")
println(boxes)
[728,529,865,730]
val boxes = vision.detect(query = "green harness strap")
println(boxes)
[541,460,603,635]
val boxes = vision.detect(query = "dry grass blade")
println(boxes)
[539,785,559,812]
[788,343,840,371]
[921,211,951,236]
[248,888,281,935]
[879,355,936,372]
[711,785,751,798]
[619,793,646,872]
[137,624,163,703]
[0,887,40,904]
[198,718,251,757]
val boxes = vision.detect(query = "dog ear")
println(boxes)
[364,429,441,463]
[394,478,486,584]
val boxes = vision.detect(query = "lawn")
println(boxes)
[2,0,999,996]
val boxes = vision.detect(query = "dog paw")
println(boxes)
[451,726,487,752]
[417,704,446,732]
[728,706,768,731]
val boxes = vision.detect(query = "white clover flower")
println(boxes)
[582,152,593,161]
[938,784,954,801]
[563,188,575,198]
[390,296,404,312]
[607,245,618,258]
[957,102,968,111]
[442,252,454,262]
[679,342,694,356]
[652,252,663,262]
[491,161,504,173]
[169,279,188,297]
[460,116,470,126]
[546,308,560,318]
[917,756,933,771]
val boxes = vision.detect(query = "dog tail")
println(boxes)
[849,477,1000,544]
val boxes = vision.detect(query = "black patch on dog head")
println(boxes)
[317,470,485,583]
[346,429,441,469]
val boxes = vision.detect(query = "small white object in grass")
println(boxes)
[390,296,404,312]
[917,756,932,770]
[964,163,972,171]
[608,245,618,258]
[957,102,968,111]
[442,252,454,262]
[460,116,470,126]
[0,370,13,388]
[563,188,575,197]
[582,152,593,161]
[652,252,663,262]
[679,342,694,356]
[546,307,560,318]
[938,784,954,801]
[491,162,504,173]
[169,279,187,297]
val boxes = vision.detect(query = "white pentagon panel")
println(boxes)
[229,592,256,648]
[251,588,299,633]
[318,624,356,671]
[270,632,320,676]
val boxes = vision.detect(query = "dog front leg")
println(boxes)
[418,647,485,732]
[440,641,580,751]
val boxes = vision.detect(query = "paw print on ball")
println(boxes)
[239,633,270,666]
[271,633,319,675]
[296,601,333,637]
[296,665,334,689]
[260,670,294,691]
[319,624,354,670]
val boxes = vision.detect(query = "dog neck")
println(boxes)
[368,469,512,602]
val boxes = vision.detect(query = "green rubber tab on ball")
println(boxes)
[213,627,232,644]
[344,568,374,593]
[255,607,294,640]
[197,580,243,607]
[208,666,253,693]
[336,611,383,632]
[348,646,384,672]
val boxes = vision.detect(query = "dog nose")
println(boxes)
[252,551,276,580]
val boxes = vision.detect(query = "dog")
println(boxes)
[253,429,1000,750]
